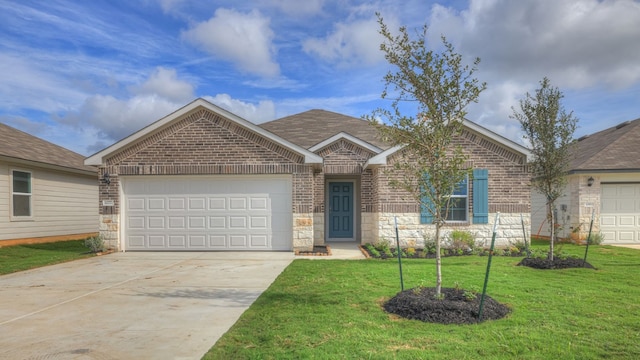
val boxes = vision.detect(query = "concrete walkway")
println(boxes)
[0,252,293,360]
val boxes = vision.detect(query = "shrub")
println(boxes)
[406,247,416,257]
[84,236,105,253]
[422,233,437,255]
[587,232,604,245]
[447,230,476,252]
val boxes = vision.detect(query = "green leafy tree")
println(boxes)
[512,77,577,260]
[366,15,486,296]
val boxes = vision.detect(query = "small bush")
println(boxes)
[422,233,437,255]
[447,230,476,252]
[84,236,105,253]
[406,247,416,257]
[587,232,604,245]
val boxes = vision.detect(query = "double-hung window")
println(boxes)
[12,170,32,218]
[420,169,488,224]
[444,176,468,222]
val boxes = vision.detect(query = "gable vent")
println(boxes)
[616,121,630,129]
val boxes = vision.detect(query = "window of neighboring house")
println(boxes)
[12,170,32,218]
[444,176,468,222]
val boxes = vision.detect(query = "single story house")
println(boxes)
[532,118,640,244]
[85,98,531,252]
[0,123,98,246]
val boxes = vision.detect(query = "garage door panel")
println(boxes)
[189,235,206,248]
[250,197,268,210]
[128,198,145,211]
[209,198,226,210]
[230,235,247,247]
[168,236,186,248]
[229,216,247,228]
[208,235,226,248]
[148,217,165,229]
[189,198,206,210]
[229,197,247,210]
[148,198,165,210]
[251,235,268,247]
[189,217,206,229]
[123,175,292,250]
[168,217,186,229]
[148,235,166,248]
[251,216,268,229]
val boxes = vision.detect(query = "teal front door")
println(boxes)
[328,182,354,239]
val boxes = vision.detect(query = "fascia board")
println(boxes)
[309,132,383,154]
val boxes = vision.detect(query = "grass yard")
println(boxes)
[0,240,93,275]
[205,243,640,359]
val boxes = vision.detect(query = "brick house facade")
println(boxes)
[86,98,531,251]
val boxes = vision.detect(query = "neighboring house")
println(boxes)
[532,118,640,244]
[0,123,98,246]
[86,98,531,252]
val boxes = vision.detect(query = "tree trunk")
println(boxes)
[435,220,442,297]
[548,202,555,261]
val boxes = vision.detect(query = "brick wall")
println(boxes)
[98,108,314,250]
[374,129,530,216]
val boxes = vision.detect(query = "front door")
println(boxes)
[328,182,354,239]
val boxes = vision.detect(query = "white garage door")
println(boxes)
[600,183,640,243]
[122,175,292,251]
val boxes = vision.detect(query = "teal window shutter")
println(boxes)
[420,173,434,224]
[472,169,489,224]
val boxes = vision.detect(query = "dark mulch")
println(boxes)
[517,257,595,269]
[384,287,510,324]
[295,245,331,256]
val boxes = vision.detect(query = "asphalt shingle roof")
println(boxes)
[0,122,96,173]
[258,109,391,150]
[570,118,640,171]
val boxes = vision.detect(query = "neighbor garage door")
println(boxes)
[121,175,292,251]
[600,183,640,243]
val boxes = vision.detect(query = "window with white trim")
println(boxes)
[12,170,32,217]
[444,175,468,222]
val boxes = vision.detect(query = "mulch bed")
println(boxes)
[517,257,595,269]
[384,287,510,324]
[295,245,332,256]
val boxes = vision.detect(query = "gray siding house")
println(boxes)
[0,123,98,246]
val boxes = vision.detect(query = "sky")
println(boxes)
[1,0,640,156]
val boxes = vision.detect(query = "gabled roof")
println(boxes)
[570,118,640,172]
[259,109,391,150]
[364,119,532,168]
[0,122,96,174]
[308,132,382,154]
[85,98,323,166]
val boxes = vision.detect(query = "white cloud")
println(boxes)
[432,0,640,89]
[270,0,324,16]
[131,67,195,102]
[303,16,395,67]
[204,94,276,124]
[182,8,280,77]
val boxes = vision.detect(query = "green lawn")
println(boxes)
[205,243,640,359]
[0,240,93,275]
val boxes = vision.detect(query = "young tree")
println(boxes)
[366,15,486,297]
[512,77,577,260]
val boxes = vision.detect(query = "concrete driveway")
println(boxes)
[0,251,293,359]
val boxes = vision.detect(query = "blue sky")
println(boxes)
[1,0,640,155]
